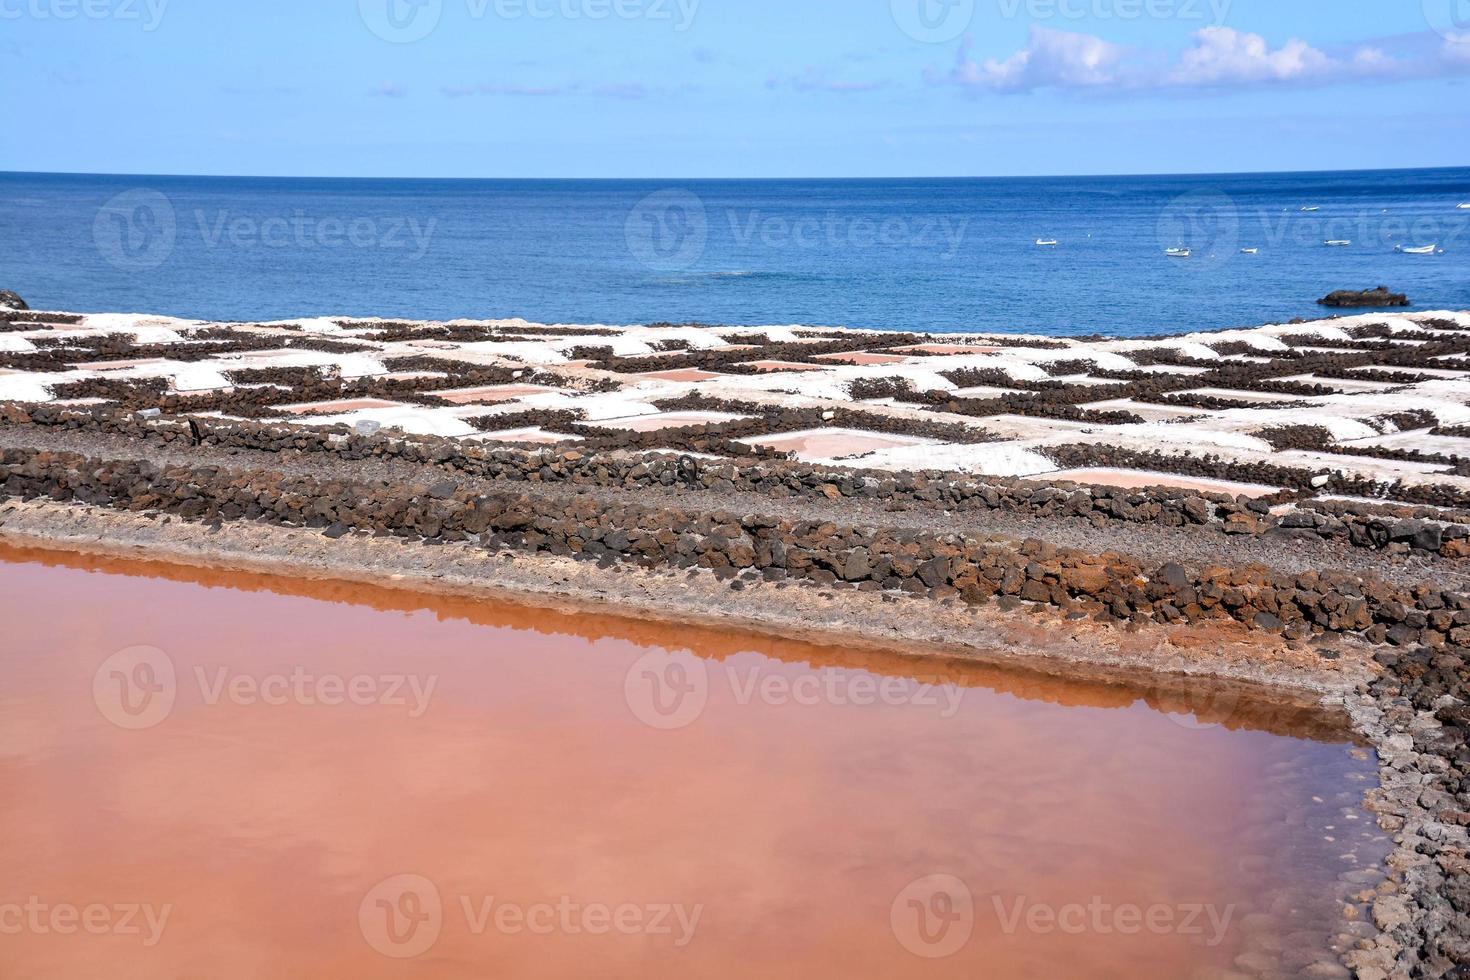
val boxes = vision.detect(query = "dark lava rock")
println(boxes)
[1154,561,1191,593]
[0,290,26,311]
[1254,611,1285,631]
[1317,286,1410,308]
[323,522,350,539]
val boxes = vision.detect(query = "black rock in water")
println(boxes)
[0,290,27,311]
[1316,286,1409,308]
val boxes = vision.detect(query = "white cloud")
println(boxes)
[1167,27,1333,85]
[945,27,1130,92]
[933,26,1470,94]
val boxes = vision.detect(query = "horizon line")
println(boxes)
[3,164,1467,183]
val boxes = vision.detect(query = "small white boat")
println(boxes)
[1035,238,1058,246]
[1301,206,1321,212]
[1239,247,1258,254]
[1324,240,1352,247]
[1165,247,1191,258]
[1458,203,1470,209]
[1396,244,1439,255]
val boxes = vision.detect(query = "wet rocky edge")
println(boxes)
[1336,650,1470,979]
[5,405,1470,564]
[0,440,1467,976]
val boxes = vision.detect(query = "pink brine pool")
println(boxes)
[0,545,1386,979]
[747,427,931,459]
[274,398,409,415]
[434,384,557,405]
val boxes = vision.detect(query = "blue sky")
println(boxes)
[2,0,1468,177]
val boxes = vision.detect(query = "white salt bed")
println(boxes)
[455,341,570,366]
[0,374,56,401]
[293,405,479,438]
[1004,346,1138,373]
[1341,431,1470,455]
[279,317,347,335]
[169,364,233,392]
[852,442,1056,478]
[621,327,728,351]
[79,313,196,337]
[0,335,37,353]
[517,391,660,422]
[553,335,656,358]
[126,326,186,344]
[1416,310,1470,329]
[1275,450,1453,478]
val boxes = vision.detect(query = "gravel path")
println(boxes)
[4,426,1465,590]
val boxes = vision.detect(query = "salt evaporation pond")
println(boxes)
[0,545,1389,978]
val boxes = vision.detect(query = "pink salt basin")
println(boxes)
[1042,468,1282,498]
[73,357,170,372]
[434,384,556,405]
[635,369,723,382]
[746,428,930,459]
[274,398,408,415]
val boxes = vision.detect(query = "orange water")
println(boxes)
[0,545,1384,978]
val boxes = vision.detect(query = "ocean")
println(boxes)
[2,168,1467,336]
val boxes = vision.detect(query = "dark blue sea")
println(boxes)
[2,168,1467,336]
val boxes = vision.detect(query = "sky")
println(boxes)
[2,0,1468,178]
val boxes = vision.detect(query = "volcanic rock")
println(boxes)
[1317,286,1410,308]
